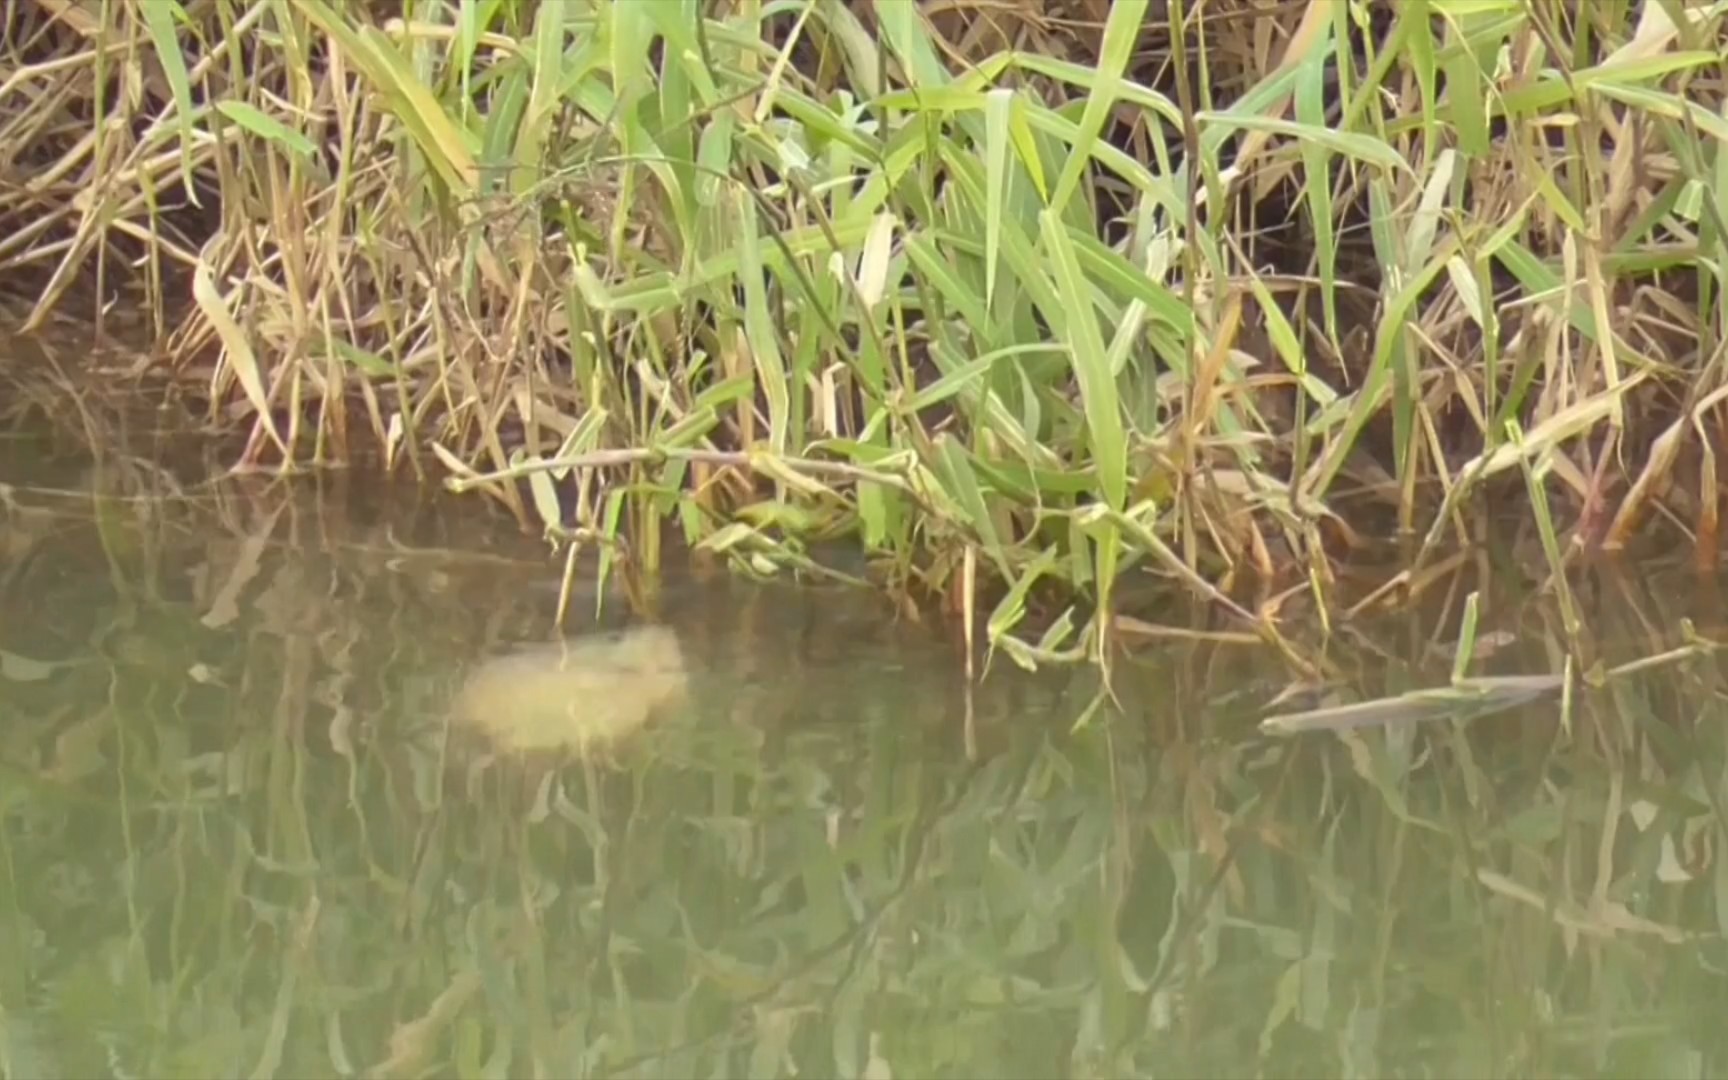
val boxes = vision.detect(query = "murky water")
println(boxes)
[3,405,1727,1079]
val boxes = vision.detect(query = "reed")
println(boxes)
[3,0,1725,666]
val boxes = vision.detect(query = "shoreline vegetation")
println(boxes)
[4,0,1727,679]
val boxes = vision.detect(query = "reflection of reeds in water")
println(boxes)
[450,625,689,761]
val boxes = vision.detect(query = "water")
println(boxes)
[2,406,1726,1079]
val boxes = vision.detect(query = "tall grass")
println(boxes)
[2,0,1726,666]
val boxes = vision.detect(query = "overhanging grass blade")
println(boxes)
[736,194,790,454]
[984,88,1011,305]
[1039,211,1126,511]
[137,0,200,202]
[1195,113,1409,173]
[1050,0,1148,212]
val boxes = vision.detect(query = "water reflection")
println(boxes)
[1,429,1725,1079]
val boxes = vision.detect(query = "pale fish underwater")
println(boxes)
[450,624,690,761]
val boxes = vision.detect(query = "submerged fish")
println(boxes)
[450,624,690,761]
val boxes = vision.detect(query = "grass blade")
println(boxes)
[1038,211,1126,512]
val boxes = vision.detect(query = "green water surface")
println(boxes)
[1,413,1725,1080]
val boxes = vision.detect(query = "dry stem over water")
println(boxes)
[4,0,1728,668]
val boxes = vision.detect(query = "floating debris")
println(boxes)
[1259,674,1565,736]
[450,624,690,762]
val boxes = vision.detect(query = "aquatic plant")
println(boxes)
[2,0,1725,671]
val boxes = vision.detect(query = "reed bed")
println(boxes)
[3,0,1726,669]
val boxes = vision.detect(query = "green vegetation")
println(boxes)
[4,0,1727,669]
